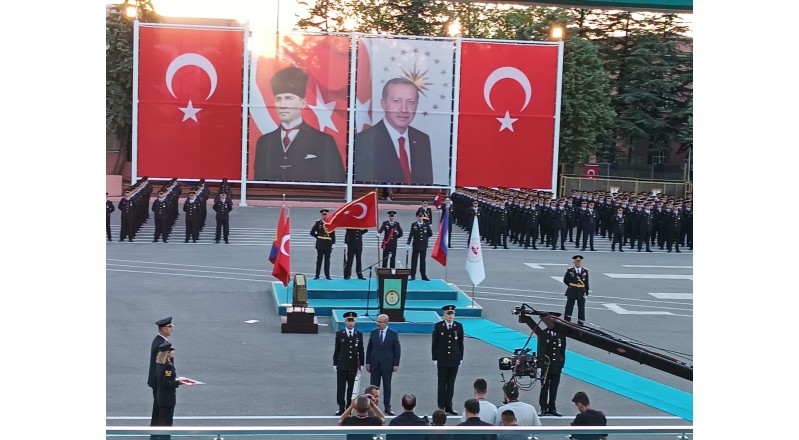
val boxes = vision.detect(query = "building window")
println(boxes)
[649,149,666,165]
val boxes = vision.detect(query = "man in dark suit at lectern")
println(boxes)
[366,314,401,415]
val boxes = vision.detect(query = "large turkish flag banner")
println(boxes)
[137,26,244,179]
[456,42,559,189]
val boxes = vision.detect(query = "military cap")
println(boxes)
[572,255,584,261]
[189,191,196,196]
[270,66,308,98]
[320,209,329,214]
[442,305,456,313]
[157,342,174,352]
[388,210,397,215]
[416,212,423,217]
[155,317,173,327]
[344,311,357,320]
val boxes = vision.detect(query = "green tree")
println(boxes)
[106,1,159,175]
[558,36,615,164]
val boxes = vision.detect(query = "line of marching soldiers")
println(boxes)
[107,178,234,244]
[451,187,693,252]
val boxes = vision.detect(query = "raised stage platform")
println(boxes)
[269,278,483,333]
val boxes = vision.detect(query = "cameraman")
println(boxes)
[494,382,541,427]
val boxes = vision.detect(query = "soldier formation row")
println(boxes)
[106,178,234,244]
[451,187,693,253]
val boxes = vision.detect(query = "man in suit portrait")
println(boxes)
[365,313,401,415]
[253,66,345,182]
[353,77,433,184]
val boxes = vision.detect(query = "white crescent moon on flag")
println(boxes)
[280,235,291,256]
[586,169,597,176]
[352,203,368,220]
[483,67,531,112]
[165,53,218,100]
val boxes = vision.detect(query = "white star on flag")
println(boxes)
[179,100,202,122]
[355,98,372,132]
[496,111,518,132]
[309,86,338,133]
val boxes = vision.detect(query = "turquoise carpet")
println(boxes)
[460,318,693,422]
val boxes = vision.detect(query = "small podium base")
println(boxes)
[281,307,318,334]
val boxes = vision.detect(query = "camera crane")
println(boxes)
[513,303,693,381]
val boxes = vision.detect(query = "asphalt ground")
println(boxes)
[106,202,693,435]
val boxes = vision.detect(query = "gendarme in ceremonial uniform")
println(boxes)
[563,255,590,324]
[431,305,464,415]
[377,211,403,268]
[311,209,336,279]
[407,213,433,281]
[333,311,365,415]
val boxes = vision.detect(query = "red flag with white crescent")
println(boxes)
[584,164,599,178]
[137,26,244,179]
[323,191,378,232]
[272,215,291,287]
[456,42,558,189]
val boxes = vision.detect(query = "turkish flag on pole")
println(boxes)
[323,191,378,232]
[137,26,244,179]
[269,206,287,264]
[431,206,449,267]
[272,215,291,287]
[584,164,599,179]
[456,42,559,189]
[433,189,443,208]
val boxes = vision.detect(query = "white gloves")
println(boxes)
[375,233,381,239]
[332,244,336,249]
[405,244,411,250]
[433,360,437,367]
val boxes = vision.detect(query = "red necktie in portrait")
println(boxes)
[398,137,411,183]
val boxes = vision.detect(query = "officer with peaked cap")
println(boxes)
[253,66,345,182]
[432,305,464,415]
[377,211,403,268]
[155,341,182,434]
[183,191,201,243]
[148,317,173,427]
[563,255,590,324]
[311,209,336,279]
[334,311,364,415]
[106,192,115,241]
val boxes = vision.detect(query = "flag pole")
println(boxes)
[471,283,475,308]
[286,205,291,305]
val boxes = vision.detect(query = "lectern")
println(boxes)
[376,268,411,322]
[281,273,318,333]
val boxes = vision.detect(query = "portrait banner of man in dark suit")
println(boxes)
[354,78,434,185]
[352,38,455,187]
[253,66,346,183]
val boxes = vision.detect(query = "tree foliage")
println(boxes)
[105,1,159,173]
[559,36,615,164]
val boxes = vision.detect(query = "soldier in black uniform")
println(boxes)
[344,228,367,279]
[212,192,233,244]
[416,200,433,224]
[466,200,481,245]
[155,342,182,437]
[652,201,666,249]
[432,305,464,415]
[610,207,626,252]
[636,203,654,252]
[377,211,403,268]
[152,191,170,243]
[196,181,210,233]
[537,326,566,417]
[118,189,136,242]
[182,191,202,243]
[311,209,336,279]
[563,255,590,324]
[579,202,597,251]
[523,202,540,250]
[551,200,568,251]
[665,205,682,253]
[106,193,115,241]
[334,311,365,415]
[407,213,433,280]
[574,201,587,248]
[681,201,693,249]
[493,204,509,249]
[148,317,173,428]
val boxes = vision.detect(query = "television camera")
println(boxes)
[498,347,539,378]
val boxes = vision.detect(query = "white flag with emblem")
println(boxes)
[465,216,485,285]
